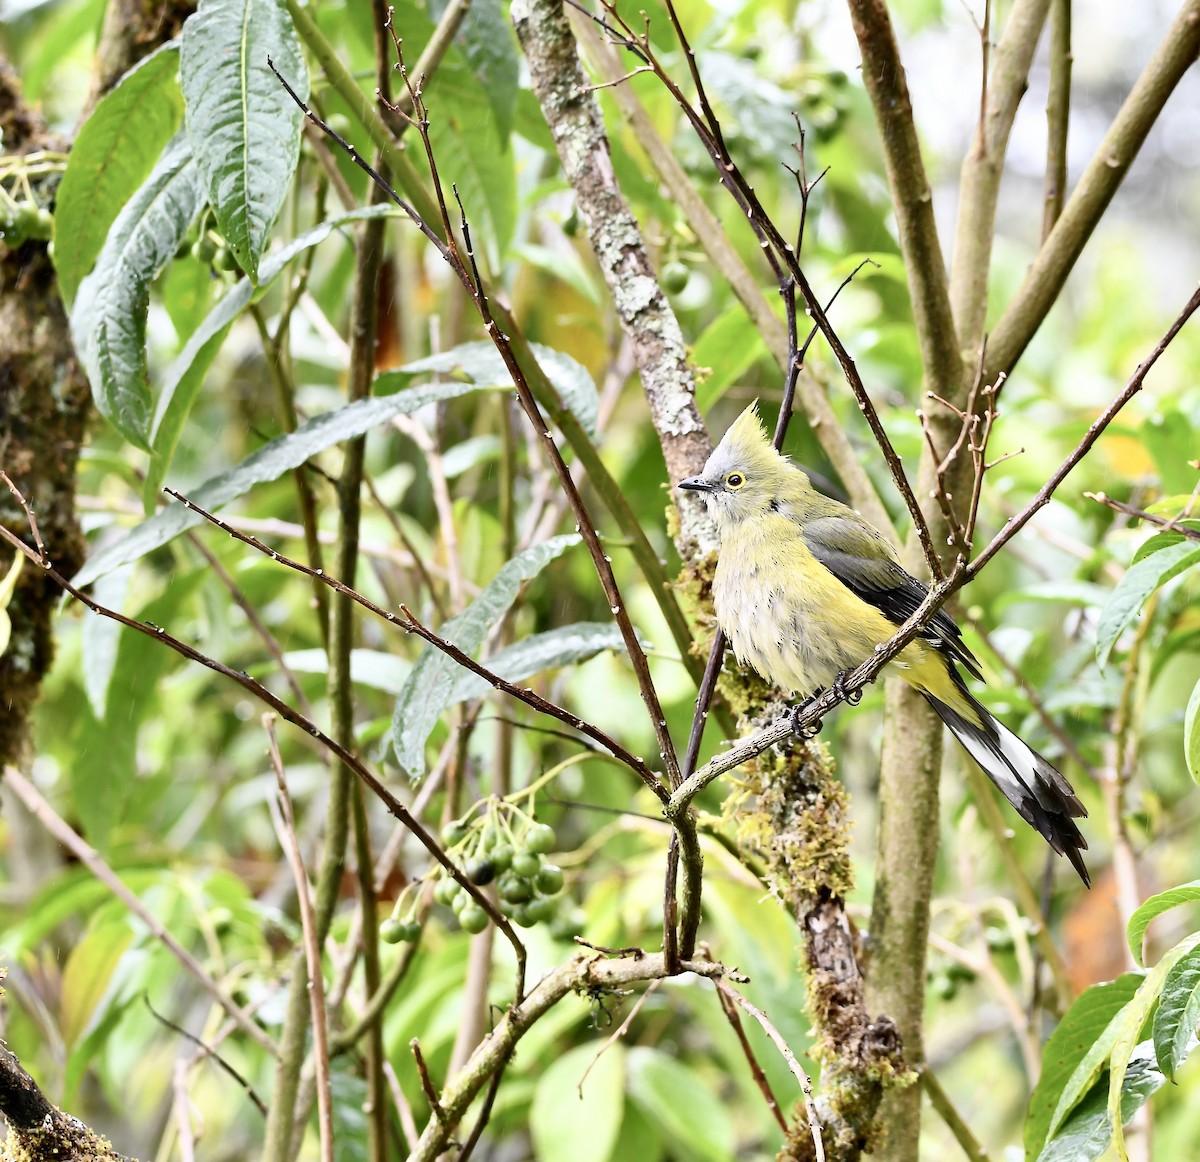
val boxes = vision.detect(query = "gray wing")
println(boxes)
[801,514,984,680]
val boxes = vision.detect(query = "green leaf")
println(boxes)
[281,648,412,696]
[73,379,487,590]
[1130,526,1200,564]
[1187,679,1200,783]
[1038,1050,1166,1162]
[180,0,308,282]
[1152,940,1200,1081]
[1108,933,1200,1160]
[394,340,600,437]
[1127,881,1200,966]
[54,42,184,305]
[530,1041,626,1162]
[1027,972,1144,1158]
[391,535,581,777]
[145,203,400,504]
[81,565,133,717]
[694,304,769,411]
[1095,539,1200,669]
[627,1047,734,1162]
[424,48,516,267]
[446,623,632,704]
[61,921,134,1048]
[512,242,602,306]
[438,0,519,141]
[1141,410,1199,496]
[70,134,207,449]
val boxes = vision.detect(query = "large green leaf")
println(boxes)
[145,203,401,505]
[530,1041,626,1162]
[626,1047,734,1162]
[1126,881,1200,966]
[434,0,519,141]
[423,44,516,267]
[1095,539,1200,668]
[391,535,581,777]
[694,304,769,411]
[73,379,488,589]
[1107,933,1200,1160]
[446,623,632,703]
[1026,972,1144,1159]
[54,42,184,305]
[70,134,207,449]
[1038,1050,1166,1162]
[396,340,600,436]
[61,921,134,1049]
[1152,940,1200,1081]
[180,0,307,282]
[1185,678,1200,784]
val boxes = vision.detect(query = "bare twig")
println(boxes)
[1085,492,1200,540]
[1041,0,1072,241]
[715,983,789,1133]
[143,996,268,1117]
[714,979,824,1162]
[163,486,659,796]
[411,1040,446,1121]
[265,717,334,1162]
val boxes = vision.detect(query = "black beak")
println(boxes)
[678,476,713,493]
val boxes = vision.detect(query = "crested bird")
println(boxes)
[679,402,1089,885]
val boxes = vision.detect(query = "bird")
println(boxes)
[678,402,1090,886]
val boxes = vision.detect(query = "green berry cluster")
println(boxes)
[435,804,565,934]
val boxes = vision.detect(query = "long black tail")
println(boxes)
[924,691,1090,887]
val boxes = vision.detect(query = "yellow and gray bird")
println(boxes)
[679,403,1089,885]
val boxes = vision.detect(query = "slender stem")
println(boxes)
[983,0,1200,384]
[265,720,335,1162]
[1041,0,1072,241]
[920,1069,991,1162]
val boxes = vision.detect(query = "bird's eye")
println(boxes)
[725,472,745,490]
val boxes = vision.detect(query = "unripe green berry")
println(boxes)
[380,918,407,944]
[525,896,555,923]
[441,821,468,847]
[459,904,489,934]
[536,865,564,895]
[498,873,533,904]
[661,261,690,295]
[511,851,541,879]
[525,823,556,854]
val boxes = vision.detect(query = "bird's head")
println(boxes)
[678,402,804,529]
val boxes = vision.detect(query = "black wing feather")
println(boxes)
[802,515,984,680]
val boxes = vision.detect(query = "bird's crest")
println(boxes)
[718,402,782,472]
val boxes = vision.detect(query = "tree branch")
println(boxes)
[984,0,1200,383]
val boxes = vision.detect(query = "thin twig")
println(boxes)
[920,1068,991,1162]
[0,516,528,1000]
[143,995,268,1116]
[163,486,659,797]
[715,984,789,1133]
[714,979,824,1162]
[411,1040,446,1121]
[265,716,334,1162]
[1084,491,1200,539]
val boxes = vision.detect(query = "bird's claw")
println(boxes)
[789,699,823,739]
[833,670,863,706]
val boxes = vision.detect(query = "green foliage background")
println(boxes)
[1,0,1199,1159]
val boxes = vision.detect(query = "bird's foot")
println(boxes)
[789,696,824,740]
[833,669,863,706]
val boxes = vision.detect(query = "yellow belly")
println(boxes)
[713,513,933,696]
